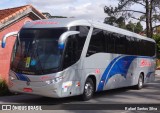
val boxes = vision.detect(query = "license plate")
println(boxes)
[23,88,33,92]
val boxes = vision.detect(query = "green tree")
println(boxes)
[104,0,160,38]
[126,21,136,32]
[104,16,126,29]
[135,22,143,33]
[104,16,117,25]
[125,21,143,33]
[0,79,11,96]
[153,34,160,58]
[116,16,126,29]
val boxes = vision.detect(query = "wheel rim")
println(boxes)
[139,76,143,88]
[85,82,93,97]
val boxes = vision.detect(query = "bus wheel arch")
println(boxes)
[87,75,96,92]
[140,72,144,82]
[81,75,96,101]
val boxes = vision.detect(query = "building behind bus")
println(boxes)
[0,5,46,82]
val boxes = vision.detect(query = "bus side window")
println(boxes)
[115,34,126,54]
[128,37,135,55]
[108,33,115,53]
[103,30,109,52]
[150,42,156,56]
[63,36,78,69]
[86,28,105,57]
[136,38,140,55]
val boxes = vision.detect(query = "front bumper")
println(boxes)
[8,80,62,98]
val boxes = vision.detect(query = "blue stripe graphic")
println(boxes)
[97,56,122,91]
[97,55,154,91]
[15,73,30,82]
[97,56,138,91]
[146,72,154,78]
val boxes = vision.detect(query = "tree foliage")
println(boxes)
[104,16,117,25]
[126,21,135,32]
[105,17,143,33]
[135,22,143,33]
[104,0,160,38]
[153,34,160,58]
[116,16,126,29]
[0,79,11,96]
[104,16,126,28]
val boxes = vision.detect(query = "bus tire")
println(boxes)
[81,78,94,101]
[135,73,144,90]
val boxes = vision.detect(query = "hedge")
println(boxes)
[0,79,12,96]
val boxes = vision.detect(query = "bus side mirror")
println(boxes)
[58,31,80,49]
[1,31,18,48]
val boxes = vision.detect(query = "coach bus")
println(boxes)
[1,19,156,100]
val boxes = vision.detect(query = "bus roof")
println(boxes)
[23,18,155,43]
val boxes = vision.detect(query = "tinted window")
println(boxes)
[63,36,77,69]
[70,26,90,59]
[11,28,67,75]
[115,34,126,54]
[86,28,105,57]
[151,42,156,56]
[107,32,115,53]
[63,26,89,69]
[86,28,156,57]
[146,41,156,56]
[136,39,140,55]
[128,37,137,55]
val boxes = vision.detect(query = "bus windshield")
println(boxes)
[11,28,67,75]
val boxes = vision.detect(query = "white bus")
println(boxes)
[2,19,156,100]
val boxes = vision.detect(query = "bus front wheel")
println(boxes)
[81,78,94,101]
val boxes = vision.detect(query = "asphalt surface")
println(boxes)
[0,70,160,113]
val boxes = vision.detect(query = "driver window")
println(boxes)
[63,35,78,69]
[62,26,89,69]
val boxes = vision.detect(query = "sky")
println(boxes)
[0,0,147,27]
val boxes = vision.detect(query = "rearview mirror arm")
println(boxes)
[2,31,18,48]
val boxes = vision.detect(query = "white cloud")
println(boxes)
[28,0,109,22]
[27,0,76,6]
[66,2,106,20]
[0,0,26,9]
[0,0,145,25]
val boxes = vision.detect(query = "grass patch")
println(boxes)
[0,79,12,96]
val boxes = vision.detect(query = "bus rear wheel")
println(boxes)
[135,73,144,90]
[81,78,94,101]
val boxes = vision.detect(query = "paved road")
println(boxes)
[0,71,160,113]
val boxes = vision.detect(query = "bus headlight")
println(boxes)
[45,80,52,85]
[54,77,62,83]
[45,77,62,85]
